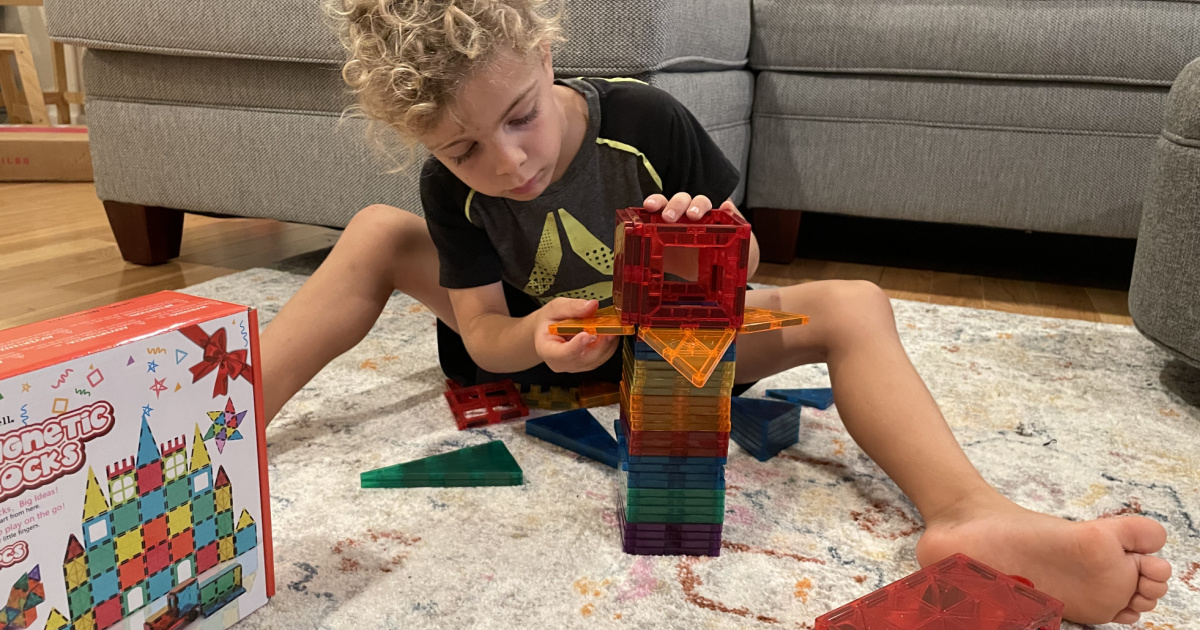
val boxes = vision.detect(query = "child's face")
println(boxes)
[422,46,565,201]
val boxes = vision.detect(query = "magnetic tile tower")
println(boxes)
[44,418,258,630]
[551,207,808,556]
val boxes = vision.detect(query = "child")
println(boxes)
[260,0,1171,623]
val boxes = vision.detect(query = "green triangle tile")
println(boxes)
[361,441,523,488]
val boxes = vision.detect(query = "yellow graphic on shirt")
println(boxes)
[523,209,613,303]
[524,211,562,296]
[536,281,613,305]
[558,208,614,274]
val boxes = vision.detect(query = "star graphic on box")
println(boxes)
[204,398,247,454]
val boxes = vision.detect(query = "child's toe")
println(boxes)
[1112,609,1141,624]
[1136,553,1173,582]
[1138,575,1170,600]
[1128,594,1158,613]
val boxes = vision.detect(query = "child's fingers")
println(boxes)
[541,331,594,364]
[544,297,599,322]
[643,194,669,212]
[719,199,739,212]
[686,195,713,221]
[662,192,692,222]
[578,334,620,369]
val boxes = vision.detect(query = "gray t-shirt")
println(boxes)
[421,77,740,313]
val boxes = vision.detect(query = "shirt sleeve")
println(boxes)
[419,158,504,289]
[596,79,742,204]
[658,96,742,204]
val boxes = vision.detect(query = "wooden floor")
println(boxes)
[0,182,1133,330]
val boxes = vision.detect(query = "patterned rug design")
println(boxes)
[180,268,1200,629]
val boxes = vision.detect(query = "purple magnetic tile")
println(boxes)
[623,539,721,556]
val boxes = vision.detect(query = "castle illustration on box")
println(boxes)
[43,414,258,630]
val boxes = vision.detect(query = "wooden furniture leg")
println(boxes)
[0,34,49,125]
[749,208,803,264]
[103,202,185,265]
[49,41,69,123]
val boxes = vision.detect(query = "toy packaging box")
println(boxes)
[0,292,274,630]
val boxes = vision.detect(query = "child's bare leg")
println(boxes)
[259,205,453,424]
[736,280,1171,625]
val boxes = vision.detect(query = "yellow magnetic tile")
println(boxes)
[738,307,809,334]
[636,327,736,387]
[115,529,143,563]
[167,504,192,537]
[578,382,620,408]
[548,305,635,336]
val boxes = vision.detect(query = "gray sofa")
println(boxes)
[1129,58,1200,369]
[43,0,1200,265]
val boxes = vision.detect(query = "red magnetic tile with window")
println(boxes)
[815,553,1062,630]
[443,379,529,430]
[612,207,751,329]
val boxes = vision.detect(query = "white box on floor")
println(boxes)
[0,291,273,629]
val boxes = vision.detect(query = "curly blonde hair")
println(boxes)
[328,0,565,165]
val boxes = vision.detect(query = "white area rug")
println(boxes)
[181,267,1200,629]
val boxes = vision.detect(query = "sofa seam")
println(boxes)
[1162,129,1200,149]
[704,120,751,133]
[57,36,750,72]
[747,65,1173,88]
[50,36,340,64]
[87,95,345,118]
[752,113,1159,139]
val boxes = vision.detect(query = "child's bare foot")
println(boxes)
[916,498,1172,625]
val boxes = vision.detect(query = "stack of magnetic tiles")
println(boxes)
[550,207,808,557]
[608,206,757,558]
[616,336,733,556]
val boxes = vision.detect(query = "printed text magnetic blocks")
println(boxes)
[815,554,1063,630]
[612,207,751,329]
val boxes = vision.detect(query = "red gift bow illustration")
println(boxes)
[179,325,254,397]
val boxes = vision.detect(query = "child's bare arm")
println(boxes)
[448,283,619,374]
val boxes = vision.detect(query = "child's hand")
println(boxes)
[643,193,738,223]
[535,298,621,373]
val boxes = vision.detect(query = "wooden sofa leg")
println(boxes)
[103,201,184,265]
[749,208,802,264]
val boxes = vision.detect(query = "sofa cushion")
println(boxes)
[750,0,1200,87]
[747,71,1163,238]
[1164,57,1200,141]
[46,0,749,74]
[81,50,753,221]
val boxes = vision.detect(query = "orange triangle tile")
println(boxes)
[637,327,736,388]
[548,305,635,336]
[738,307,809,334]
